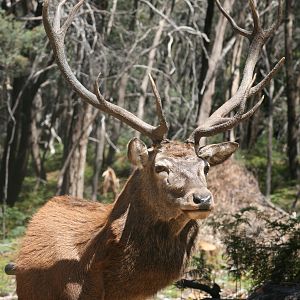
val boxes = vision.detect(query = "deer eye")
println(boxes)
[204,161,210,175]
[155,165,169,174]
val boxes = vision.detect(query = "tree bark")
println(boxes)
[91,116,106,201]
[266,64,274,198]
[30,90,46,183]
[105,73,128,166]
[58,101,94,198]
[196,0,214,120]
[285,0,299,180]
[229,36,244,142]
[0,71,49,206]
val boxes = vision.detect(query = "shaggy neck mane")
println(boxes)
[81,170,199,299]
[108,169,198,240]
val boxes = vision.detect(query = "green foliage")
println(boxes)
[189,252,214,284]
[0,9,44,76]
[237,133,299,213]
[0,207,27,238]
[1,175,57,238]
[239,136,290,192]
[217,207,300,286]
[43,144,64,173]
[0,239,19,296]
[271,187,299,212]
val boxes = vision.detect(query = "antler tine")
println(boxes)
[192,96,265,153]
[43,0,168,143]
[236,74,257,116]
[187,0,285,149]
[249,57,285,97]
[248,0,261,33]
[188,75,258,147]
[215,0,251,38]
[148,74,169,138]
[53,0,67,31]
[60,0,85,36]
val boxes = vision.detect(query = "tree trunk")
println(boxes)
[266,68,274,198]
[58,101,94,198]
[0,71,48,206]
[229,36,244,142]
[91,116,106,201]
[285,0,299,180]
[30,90,46,183]
[129,0,139,31]
[196,0,214,120]
[105,73,128,166]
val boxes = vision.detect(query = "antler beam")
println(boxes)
[188,0,284,149]
[43,0,168,143]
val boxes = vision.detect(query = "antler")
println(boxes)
[42,0,168,143]
[187,0,285,149]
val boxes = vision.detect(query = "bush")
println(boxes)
[0,9,44,76]
[216,207,300,286]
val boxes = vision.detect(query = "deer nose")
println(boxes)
[192,194,212,208]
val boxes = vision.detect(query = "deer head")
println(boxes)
[127,138,238,221]
[42,0,285,223]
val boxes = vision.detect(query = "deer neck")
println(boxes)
[96,171,198,264]
[85,170,198,297]
[107,169,197,243]
[81,169,198,267]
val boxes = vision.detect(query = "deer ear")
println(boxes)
[198,142,239,166]
[127,138,149,168]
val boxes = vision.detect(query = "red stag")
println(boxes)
[6,0,284,299]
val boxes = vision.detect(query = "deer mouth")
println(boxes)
[180,201,214,212]
[182,209,212,220]
[182,207,213,213]
[180,201,214,219]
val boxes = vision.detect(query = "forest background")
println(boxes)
[0,0,299,298]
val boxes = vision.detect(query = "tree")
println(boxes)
[285,0,299,180]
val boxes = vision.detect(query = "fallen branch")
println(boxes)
[175,279,221,299]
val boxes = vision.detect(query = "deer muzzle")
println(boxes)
[192,194,212,209]
[179,189,214,220]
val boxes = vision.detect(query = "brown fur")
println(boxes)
[15,140,236,300]
[157,140,195,157]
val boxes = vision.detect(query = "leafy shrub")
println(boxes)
[1,175,57,238]
[0,9,44,76]
[0,239,18,296]
[0,206,27,238]
[188,252,214,284]
[216,207,300,286]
